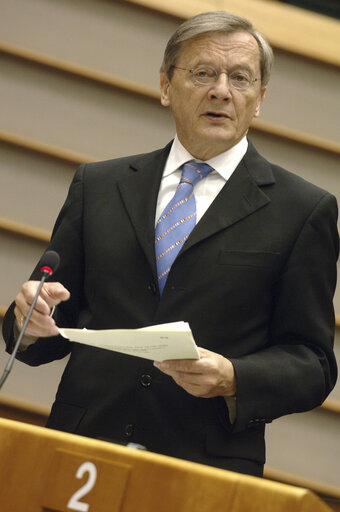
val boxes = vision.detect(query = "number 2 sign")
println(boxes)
[42,450,131,512]
[67,462,97,511]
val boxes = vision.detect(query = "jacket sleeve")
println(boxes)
[229,192,339,433]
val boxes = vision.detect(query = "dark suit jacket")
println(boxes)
[2,140,338,475]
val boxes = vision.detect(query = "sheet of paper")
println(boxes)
[58,321,199,362]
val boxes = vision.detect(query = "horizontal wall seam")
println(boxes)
[264,466,340,500]
[0,42,339,157]
[0,217,50,243]
[322,398,340,415]
[0,41,159,101]
[0,394,50,418]
[123,0,340,68]
[0,130,97,165]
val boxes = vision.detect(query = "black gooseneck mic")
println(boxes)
[0,251,60,390]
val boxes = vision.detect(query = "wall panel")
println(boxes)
[0,54,174,159]
[266,407,340,487]
[0,319,68,409]
[1,0,339,143]
[248,132,340,202]
[0,0,177,90]
[259,50,340,142]
[0,232,47,307]
[0,143,75,230]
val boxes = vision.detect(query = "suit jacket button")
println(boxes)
[140,374,152,387]
[124,424,134,437]
[148,281,157,294]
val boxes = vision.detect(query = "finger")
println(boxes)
[14,304,59,337]
[154,358,203,374]
[154,347,222,374]
[197,347,212,358]
[25,281,70,310]
[171,370,231,399]
[15,289,49,317]
[17,281,70,316]
[40,282,71,307]
[14,305,26,329]
[168,368,218,387]
[168,372,214,398]
[26,312,59,337]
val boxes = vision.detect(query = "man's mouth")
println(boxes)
[204,111,230,119]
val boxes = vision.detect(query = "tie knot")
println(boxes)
[180,161,213,187]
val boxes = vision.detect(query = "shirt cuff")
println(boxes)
[13,320,38,352]
[224,395,237,424]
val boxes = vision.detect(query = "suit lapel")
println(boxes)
[181,141,275,254]
[117,142,172,275]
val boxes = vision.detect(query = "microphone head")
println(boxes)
[40,251,60,276]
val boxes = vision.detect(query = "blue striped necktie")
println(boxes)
[155,161,213,294]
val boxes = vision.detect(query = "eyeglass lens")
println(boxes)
[192,66,255,90]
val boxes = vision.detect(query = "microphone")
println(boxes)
[0,251,60,390]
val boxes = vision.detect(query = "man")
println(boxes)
[2,11,338,477]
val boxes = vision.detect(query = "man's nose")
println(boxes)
[207,73,232,100]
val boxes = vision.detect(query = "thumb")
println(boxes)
[41,282,71,308]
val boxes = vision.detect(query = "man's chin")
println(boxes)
[188,136,239,160]
[197,128,237,148]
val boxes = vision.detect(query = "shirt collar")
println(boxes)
[163,135,248,181]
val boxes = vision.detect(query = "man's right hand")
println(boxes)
[14,281,71,338]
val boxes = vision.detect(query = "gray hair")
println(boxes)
[160,11,274,86]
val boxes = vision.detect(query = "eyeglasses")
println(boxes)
[171,65,259,91]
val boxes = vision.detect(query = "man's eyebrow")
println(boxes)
[228,64,255,73]
[191,61,256,73]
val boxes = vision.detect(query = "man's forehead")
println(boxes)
[178,32,260,63]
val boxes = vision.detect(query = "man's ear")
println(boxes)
[254,86,266,118]
[160,73,171,107]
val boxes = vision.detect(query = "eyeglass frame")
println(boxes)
[170,64,260,91]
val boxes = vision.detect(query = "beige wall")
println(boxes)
[0,0,339,487]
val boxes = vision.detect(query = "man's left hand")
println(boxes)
[153,347,236,398]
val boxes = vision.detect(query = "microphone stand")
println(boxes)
[0,270,50,390]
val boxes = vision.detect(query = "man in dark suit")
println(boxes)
[2,11,338,477]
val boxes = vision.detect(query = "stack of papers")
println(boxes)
[59,321,199,362]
